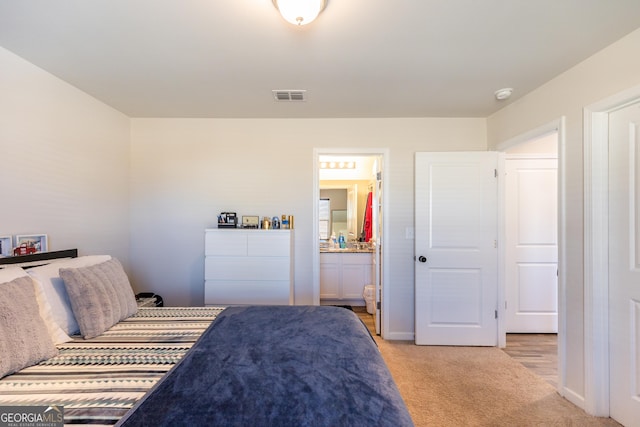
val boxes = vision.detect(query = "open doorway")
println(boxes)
[498,124,562,392]
[312,150,386,336]
[504,131,559,334]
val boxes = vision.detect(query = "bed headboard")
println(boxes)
[0,249,78,269]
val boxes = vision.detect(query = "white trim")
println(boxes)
[583,83,640,417]
[557,117,568,397]
[312,148,391,338]
[563,387,586,410]
[504,153,558,160]
[312,149,321,306]
[583,108,610,416]
[496,152,506,348]
[384,332,414,341]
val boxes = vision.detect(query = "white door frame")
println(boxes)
[312,148,390,337]
[495,118,566,393]
[584,84,640,416]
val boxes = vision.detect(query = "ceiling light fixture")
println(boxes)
[494,88,513,101]
[272,0,327,26]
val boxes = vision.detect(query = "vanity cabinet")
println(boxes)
[320,252,373,303]
[204,229,293,305]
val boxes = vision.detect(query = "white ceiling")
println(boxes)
[1,0,640,119]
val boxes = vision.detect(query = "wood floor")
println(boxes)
[503,333,558,389]
[353,307,558,389]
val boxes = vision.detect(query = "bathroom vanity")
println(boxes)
[319,249,374,306]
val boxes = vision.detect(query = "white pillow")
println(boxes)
[0,266,71,344]
[26,255,111,335]
[0,266,27,284]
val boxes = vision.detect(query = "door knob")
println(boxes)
[418,256,427,263]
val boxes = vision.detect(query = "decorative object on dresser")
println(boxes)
[241,215,260,229]
[217,212,237,228]
[204,228,294,305]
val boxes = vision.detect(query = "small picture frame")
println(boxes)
[0,236,12,257]
[14,234,48,256]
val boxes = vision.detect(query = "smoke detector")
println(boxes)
[494,88,513,100]
[272,90,307,102]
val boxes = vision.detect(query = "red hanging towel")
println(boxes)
[363,191,373,242]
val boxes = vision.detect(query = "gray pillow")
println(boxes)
[60,258,138,339]
[0,276,58,378]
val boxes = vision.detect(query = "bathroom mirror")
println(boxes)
[331,210,348,238]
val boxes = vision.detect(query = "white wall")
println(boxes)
[487,28,640,410]
[130,117,486,337]
[0,47,131,267]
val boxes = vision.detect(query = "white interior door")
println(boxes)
[609,101,640,426]
[415,152,498,346]
[505,157,558,333]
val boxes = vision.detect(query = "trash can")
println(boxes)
[363,285,375,314]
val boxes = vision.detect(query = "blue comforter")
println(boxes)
[117,305,413,426]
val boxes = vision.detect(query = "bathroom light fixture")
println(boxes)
[320,161,355,169]
[272,0,327,26]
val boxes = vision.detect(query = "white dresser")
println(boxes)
[204,229,294,305]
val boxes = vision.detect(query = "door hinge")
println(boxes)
[494,169,498,178]
[495,310,498,319]
[376,301,381,310]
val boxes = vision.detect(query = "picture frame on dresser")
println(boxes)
[14,234,48,255]
[0,236,11,257]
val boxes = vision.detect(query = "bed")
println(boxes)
[0,250,413,426]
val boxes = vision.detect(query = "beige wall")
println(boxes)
[130,117,487,338]
[487,27,640,410]
[0,42,487,339]
[0,47,131,267]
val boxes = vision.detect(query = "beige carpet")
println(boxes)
[374,339,620,427]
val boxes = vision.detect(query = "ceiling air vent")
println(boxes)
[273,90,306,102]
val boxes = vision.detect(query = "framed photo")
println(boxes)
[14,234,48,256]
[0,236,12,257]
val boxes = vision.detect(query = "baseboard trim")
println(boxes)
[562,386,586,411]
[384,332,414,341]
